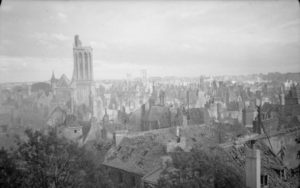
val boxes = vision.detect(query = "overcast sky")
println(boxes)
[0,1,299,82]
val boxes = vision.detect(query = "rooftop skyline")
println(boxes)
[0,1,299,83]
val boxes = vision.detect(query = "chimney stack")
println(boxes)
[159,90,165,106]
[141,104,146,131]
[246,146,261,188]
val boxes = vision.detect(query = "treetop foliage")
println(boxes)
[0,128,112,188]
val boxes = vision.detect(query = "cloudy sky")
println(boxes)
[0,0,299,82]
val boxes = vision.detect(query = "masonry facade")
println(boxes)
[72,35,95,107]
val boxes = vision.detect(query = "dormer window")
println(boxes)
[131,176,136,186]
[118,172,123,183]
[261,174,268,187]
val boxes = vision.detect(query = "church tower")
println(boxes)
[72,35,95,108]
[73,35,93,81]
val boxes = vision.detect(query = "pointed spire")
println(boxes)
[51,70,56,83]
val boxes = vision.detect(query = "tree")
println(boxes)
[0,148,23,188]
[158,146,246,188]
[1,128,112,188]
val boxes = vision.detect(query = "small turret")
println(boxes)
[74,35,82,47]
[50,71,56,83]
[50,71,57,89]
[103,108,109,125]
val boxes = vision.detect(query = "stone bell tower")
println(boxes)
[72,35,95,107]
[73,35,93,81]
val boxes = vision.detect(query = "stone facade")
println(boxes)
[72,35,95,107]
[73,35,93,81]
[48,35,104,127]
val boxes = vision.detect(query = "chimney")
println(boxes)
[141,104,146,117]
[217,103,221,121]
[182,115,188,127]
[176,126,181,137]
[103,108,109,125]
[186,90,190,108]
[254,106,262,134]
[152,81,155,93]
[280,92,285,106]
[246,144,261,188]
[186,90,190,123]
[176,126,181,143]
[242,108,247,127]
[141,104,146,130]
[159,90,165,106]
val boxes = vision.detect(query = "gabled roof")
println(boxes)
[103,133,166,175]
[47,106,67,127]
[56,74,70,88]
[142,167,164,185]
[103,125,217,176]
[83,119,104,144]
[50,71,57,83]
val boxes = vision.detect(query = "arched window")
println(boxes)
[85,52,89,80]
[76,53,80,79]
[89,53,93,80]
[79,53,83,80]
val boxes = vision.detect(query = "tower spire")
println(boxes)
[50,70,56,83]
[51,70,55,79]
